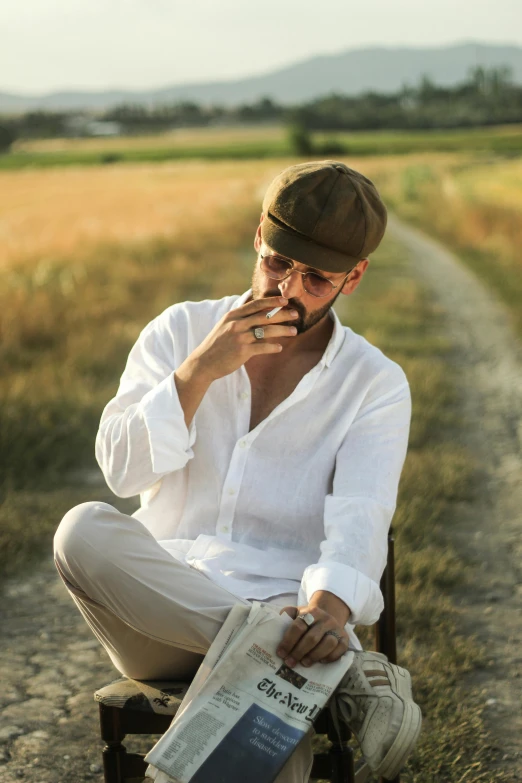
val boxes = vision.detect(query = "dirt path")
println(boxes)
[0,492,144,783]
[0,557,112,783]
[389,215,522,778]
[0,218,521,782]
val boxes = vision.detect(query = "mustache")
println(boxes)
[286,299,306,317]
[265,292,306,317]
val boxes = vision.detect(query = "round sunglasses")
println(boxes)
[259,252,357,298]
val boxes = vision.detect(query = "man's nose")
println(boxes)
[277,270,305,299]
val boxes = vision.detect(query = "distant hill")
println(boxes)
[2,41,522,114]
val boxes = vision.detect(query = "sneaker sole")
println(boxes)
[373,666,423,780]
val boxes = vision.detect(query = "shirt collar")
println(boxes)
[230,290,345,369]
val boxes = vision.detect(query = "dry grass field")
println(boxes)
[0,156,512,780]
[4,151,520,334]
[1,161,287,494]
[0,159,284,267]
[363,154,522,336]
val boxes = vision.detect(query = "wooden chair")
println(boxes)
[94,530,399,783]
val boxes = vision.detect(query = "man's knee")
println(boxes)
[53,500,118,567]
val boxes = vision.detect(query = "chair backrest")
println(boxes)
[375,526,397,663]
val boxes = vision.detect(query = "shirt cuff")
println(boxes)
[139,373,196,474]
[300,561,384,626]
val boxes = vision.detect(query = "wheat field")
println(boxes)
[0,159,288,269]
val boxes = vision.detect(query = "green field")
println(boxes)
[2,123,522,169]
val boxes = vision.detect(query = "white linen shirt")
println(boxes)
[95,289,411,635]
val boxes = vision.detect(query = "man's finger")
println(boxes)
[279,606,298,619]
[319,637,351,664]
[277,608,318,659]
[277,623,308,661]
[301,634,346,666]
[228,296,288,320]
[283,622,333,664]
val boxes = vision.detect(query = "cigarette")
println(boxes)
[266,305,284,319]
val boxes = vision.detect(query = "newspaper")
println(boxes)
[144,602,354,783]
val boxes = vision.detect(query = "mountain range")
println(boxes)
[1,41,521,114]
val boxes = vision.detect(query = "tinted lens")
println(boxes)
[261,255,292,278]
[304,273,333,297]
[261,254,334,296]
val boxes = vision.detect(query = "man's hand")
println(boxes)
[276,591,351,668]
[174,296,299,427]
[187,295,298,383]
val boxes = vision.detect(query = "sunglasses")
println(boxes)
[259,252,357,298]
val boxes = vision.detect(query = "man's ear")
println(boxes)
[254,220,263,252]
[341,258,369,295]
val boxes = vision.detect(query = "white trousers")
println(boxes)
[53,501,315,783]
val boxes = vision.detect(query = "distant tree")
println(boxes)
[417,75,440,104]
[315,137,346,156]
[235,96,283,123]
[470,66,488,94]
[7,65,522,142]
[0,123,16,153]
[469,65,513,96]
[20,110,68,138]
[398,83,416,111]
[287,123,314,156]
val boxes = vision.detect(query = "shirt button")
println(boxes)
[240,392,249,400]
[228,488,236,495]
[221,526,229,533]
[239,440,247,449]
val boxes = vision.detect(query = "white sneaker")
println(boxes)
[335,651,422,779]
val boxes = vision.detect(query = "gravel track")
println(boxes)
[389,215,522,778]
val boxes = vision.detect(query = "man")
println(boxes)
[54,160,422,782]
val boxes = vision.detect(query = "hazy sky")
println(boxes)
[1,0,521,94]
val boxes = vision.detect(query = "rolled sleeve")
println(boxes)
[301,561,383,626]
[95,305,198,497]
[140,372,197,474]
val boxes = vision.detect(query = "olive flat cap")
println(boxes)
[261,160,387,273]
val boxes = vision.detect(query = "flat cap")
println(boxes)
[261,160,387,272]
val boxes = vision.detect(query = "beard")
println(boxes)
[251,268,343,335]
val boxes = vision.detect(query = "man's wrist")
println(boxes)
[174,355,215,428]
[176,354,215,388]
[308,590,351,627]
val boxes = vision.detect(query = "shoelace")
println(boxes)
[339,669,391,722]
[329,656,394,743]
